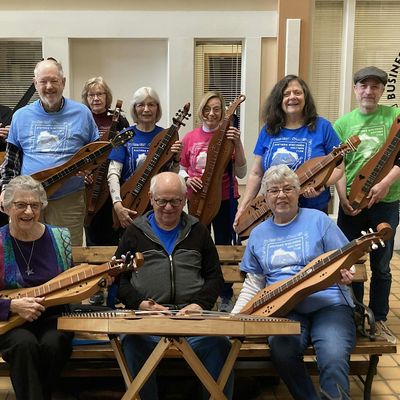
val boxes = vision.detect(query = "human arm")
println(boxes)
[231,273,265,314]
[366,165,400,208]
[166,140,183,173]
[335,173,361,216]
[233,155,264,229]
[107,160,137,228]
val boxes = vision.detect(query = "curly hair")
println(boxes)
[261,75,317,135]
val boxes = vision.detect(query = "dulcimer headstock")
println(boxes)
[109,251,144,276]
[172,103,191,127]
[108,99,123,124]
[225,94,246,120]
[355,222,393,252]
[111,126,136,148]
[333,135,361,156]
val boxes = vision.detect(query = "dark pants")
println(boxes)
[337,200,399,321]
[0,314,73,400]
[211,198,238,299]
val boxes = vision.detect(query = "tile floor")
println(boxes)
[0,254,399,400]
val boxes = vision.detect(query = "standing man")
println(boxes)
[116,171,233,400]
[0,58,99,245]
[334,66,400,343]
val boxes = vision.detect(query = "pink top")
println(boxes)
[181,126,239,201]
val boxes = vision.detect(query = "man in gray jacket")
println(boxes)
[116,171,233,400]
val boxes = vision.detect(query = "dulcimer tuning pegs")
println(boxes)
[379,239,386,247]
[361,230,367,236]
[371,243,379,250]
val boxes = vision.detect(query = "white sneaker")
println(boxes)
[375,321,397,344]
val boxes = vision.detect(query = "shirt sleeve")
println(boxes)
[0,142,22,190]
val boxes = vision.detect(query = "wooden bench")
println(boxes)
[1,246,396,400]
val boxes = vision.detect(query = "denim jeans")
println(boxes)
[338,200,399,321]
[121,334,234,400]
[268,305,356,400]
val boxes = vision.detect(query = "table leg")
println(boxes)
[122,337,171,400]
[172,338,227,400]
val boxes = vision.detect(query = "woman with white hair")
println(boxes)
[108,87,182,228]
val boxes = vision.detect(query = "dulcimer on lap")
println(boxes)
[236,136,361,239]
[32,126,134,197]
[85,100,124,226]
[239,222,393,317]
[188,94,246,226]
[0,251,144,335]
[112,103,191,229]
[349,115,400,210]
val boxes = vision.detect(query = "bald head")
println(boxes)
[149,172,187,197]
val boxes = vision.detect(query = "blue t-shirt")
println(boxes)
[148,212,181,255]
[108,125,164,182]
[254,116,340,210]
[241,208,354,313]
[8,98,99,199]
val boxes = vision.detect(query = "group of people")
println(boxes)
[0,57,398,400]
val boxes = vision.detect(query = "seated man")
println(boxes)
[232,164,356,400]
[116,171,233,400]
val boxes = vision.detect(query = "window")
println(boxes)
[310,1,344,122]
[0,40,42,110]
[194,41,242,126]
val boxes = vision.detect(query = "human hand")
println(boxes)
[340,198,361,216]
[302,185,325,198]
[186,176,203,192]
[226,126,241,145]
[366,181,390,208]
[114,202,137,228]
[339,266,355,285]
[176,303,203,316]
[171,140,183,158]
[0,123,10,141]
[10,297,45,322]
[139,299,170,312]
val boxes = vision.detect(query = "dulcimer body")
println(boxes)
[349,115,400,210]
[0,252,144,335]
[112,103,190,229]
[239,223,392,317]
[85,100,124,226]
[188,95,246,226]
[236,136,361,238]
[31,127,134,197]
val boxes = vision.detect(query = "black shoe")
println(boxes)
[89,291,105,306]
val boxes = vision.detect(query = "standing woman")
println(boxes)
[82,76,130,245]
[0,176,73,400]
[108,86,182,228]
[180,91,247,312]
[234,75,343,228]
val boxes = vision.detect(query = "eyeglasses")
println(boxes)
[87,92,106,99]
[266,185,297,196]
[203,106,222,115]
[13,202,42,211]
[154,198,183,207]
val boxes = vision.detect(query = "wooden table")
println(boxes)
[58,311,300,400]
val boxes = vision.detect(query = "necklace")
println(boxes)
[12,237,35,276]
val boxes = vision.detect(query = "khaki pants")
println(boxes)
[42,189,85,246]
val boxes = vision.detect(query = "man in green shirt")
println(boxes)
[334,66,400,344]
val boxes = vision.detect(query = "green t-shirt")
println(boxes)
[334,105,400,203]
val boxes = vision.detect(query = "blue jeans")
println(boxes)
[121,334,234,400]
[268,305,356,400]
[338,200,399,321]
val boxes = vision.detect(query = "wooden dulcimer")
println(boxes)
[189,94,246,226]
[113,103,191,229]
[239,222,393,317]
[0,251,144,335]
[85,100,123,226]
[32,127,134,197]
[349,115,400,210]
[236,136,361,239]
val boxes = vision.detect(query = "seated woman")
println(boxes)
[232,164,356,400]
[0,175,73,400]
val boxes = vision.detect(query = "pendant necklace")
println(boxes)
[12,237,35,276]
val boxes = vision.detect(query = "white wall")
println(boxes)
[70,39,168,126]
